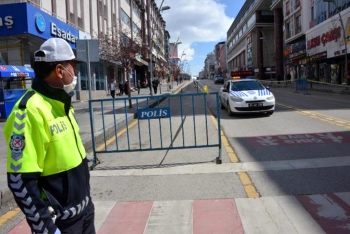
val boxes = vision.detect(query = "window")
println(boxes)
[295,14,301,34]
[133,22,140,36]
[133,5,140,18]
[286,1,290,15]
[121,33,130,47]
[121,9,131,26]
[286,21,291,38]
[0,52,8,65]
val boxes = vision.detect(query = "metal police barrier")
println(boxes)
[88,93,222,169]
[294,78,309,94]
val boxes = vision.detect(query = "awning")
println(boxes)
[134,58,148,67]
[0,65,35,78]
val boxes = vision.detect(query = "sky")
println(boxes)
[155,0,246,76]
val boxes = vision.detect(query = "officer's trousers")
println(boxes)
[58,201,95,234]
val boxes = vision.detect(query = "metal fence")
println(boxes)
[88,92,222,169]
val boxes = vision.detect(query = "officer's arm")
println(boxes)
[5,108,59,234]
[7,173,59,234]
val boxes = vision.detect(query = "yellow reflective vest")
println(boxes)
[5,88,86,175]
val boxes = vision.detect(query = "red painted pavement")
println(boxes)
[193,199,244,234]
[97,201,153,234]
[9,195,350,233]
[297,193,350,234]
[7,219,31,234]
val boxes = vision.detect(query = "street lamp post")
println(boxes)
[324,0,348,84]
[149,0,170,95]
[169,39,181,90]
[179,51,186,83]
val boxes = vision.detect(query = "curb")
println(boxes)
[0,189,14,208]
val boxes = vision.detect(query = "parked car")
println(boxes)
[219,78,275,116]
[214,76,224,84]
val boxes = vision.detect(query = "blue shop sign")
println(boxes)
[0,3,79,49]
[0,65,35,78]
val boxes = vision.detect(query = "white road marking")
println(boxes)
[90,156,350,177]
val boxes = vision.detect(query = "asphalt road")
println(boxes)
[202,79,350,197]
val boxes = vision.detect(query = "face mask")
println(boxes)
[61,66,77,94]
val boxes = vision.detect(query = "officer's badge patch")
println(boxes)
[10,135,25,154]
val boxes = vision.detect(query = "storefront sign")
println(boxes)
[27,3,79,47]
[0,16,14,28]
[307,27,341,49]
[51,23,77,43]
[289,41,306,59]
[0,3,79,48]
[246,34,252,67]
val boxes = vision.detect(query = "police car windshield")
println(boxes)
[231,80,265,91]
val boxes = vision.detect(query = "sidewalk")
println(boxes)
[9,192,350,233]
[0,80,189,207]
[260,79,350,95]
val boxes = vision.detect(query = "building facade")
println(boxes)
[225,0,350,85]
[0,0,169,100]
[226,0,283,80]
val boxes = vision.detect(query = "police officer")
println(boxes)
[4,38,95,234]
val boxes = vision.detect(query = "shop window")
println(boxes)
[286,1,290,16]
[330,64,340,84]
[78,16,84,29]
[0,52,8,65]
[295,14,301,34]
[286,21,291,38]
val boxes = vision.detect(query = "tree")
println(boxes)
[99,24,148,108]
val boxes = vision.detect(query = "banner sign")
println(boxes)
[137,107,170,119]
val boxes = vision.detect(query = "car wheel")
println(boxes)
[266,111,274,116]
[227,101,234,116]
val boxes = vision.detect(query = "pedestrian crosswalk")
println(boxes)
[8,192,350,234]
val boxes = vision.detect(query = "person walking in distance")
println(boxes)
[286,73,292,86]
[118,81,124,96]
[137,80,141,95]
[124,81,129,95]
[152,77,158,94]
[4,38,95,234]
[110,78,116,98]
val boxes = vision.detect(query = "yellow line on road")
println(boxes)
[237,172,260,198]
[0,207,21,226]
[277,103,350,129]
[95,119,138,151]
[209,115,239,163]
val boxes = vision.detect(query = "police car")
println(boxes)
[219,78,275,116]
